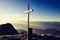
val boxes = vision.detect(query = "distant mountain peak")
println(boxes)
[0,23,18,35]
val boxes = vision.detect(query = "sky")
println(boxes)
[0,0,60,30]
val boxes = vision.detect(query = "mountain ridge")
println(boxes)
[0,23,18,35]
[33,28,60,36]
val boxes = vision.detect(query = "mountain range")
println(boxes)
[33,28,60,36]
[17,28,60,36]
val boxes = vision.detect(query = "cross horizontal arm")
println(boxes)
[25,9,33,13]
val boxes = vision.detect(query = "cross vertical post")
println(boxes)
[27,4,29,40]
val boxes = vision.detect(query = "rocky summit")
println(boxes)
[0,23,18,35]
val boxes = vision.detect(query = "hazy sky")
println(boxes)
[0,0,60,30]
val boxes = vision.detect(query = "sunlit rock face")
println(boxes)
[0,23,18,35]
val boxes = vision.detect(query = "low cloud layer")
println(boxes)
[12,21,60,30]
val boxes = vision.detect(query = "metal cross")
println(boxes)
[25,3,33,40]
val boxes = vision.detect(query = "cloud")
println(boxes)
[30,22,60,30]
[12,21,60,31]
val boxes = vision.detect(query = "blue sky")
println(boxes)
[0,0,60,30]
[0,0,60,22]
